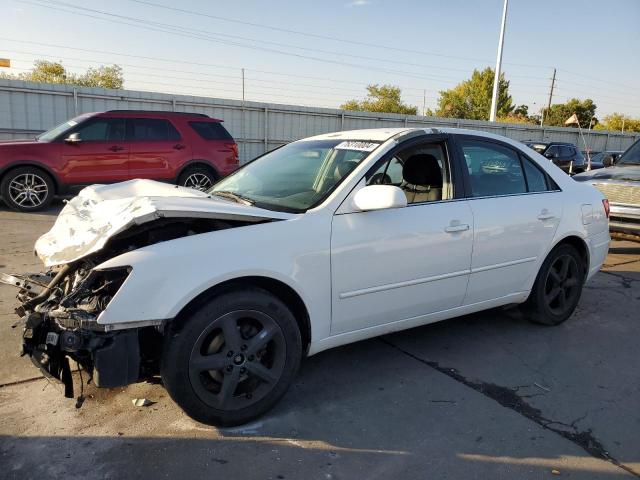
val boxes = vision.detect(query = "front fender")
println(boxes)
[95,214,332,341]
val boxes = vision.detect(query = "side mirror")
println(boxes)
[544,152,558,159]
[352,185,407,212]
[603,155,615,167]
[65,132,82,144]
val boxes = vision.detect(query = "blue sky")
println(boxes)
[3,0,639,117]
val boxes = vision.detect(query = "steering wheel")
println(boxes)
[369,172,392,185]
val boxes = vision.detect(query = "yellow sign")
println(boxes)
[0,59,10,68]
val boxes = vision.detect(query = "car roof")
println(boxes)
[305,127,545,146]
[90,110,223,122]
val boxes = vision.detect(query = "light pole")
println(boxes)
[489,0,509,122]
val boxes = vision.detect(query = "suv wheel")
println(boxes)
[521,244,584,326]
[178,166,216,191]
[1,167,54,212]
[161,288,302,426]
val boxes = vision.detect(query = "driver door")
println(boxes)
[61,117,129,184]
[330,137,474,335]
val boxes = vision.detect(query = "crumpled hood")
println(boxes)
[35,179,293,267]
[574,165,640,182]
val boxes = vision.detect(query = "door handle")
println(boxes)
[537,209,555,221]
[445,224,470,233]
[109,145,125,152]
[173,144,186,150]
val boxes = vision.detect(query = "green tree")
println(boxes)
[435,67,513,120]
[593,113,640,133]
[541,98,596,128]
[341,84,417,115]
[1,60,124,89]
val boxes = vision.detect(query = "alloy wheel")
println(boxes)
[8,173,49,208]
[183,173,213,191]
[544,254,580,315]
[188,310,286,410]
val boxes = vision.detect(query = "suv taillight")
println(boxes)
[226,142,239,163]
[602,199,610,218]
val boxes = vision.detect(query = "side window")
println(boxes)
[559,146,573,157]
[189,121,233,140]
[546,145,560,157]
[461,139,526,197]
[368,157,403,186]
[367,141,452,204]
[74,118,125,142]
[128,118,181,141]
[521,156,549,192]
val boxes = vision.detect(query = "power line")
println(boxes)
[21,0,551,85]
[126,0,552,70]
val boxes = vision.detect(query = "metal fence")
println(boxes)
[1,78,638,163]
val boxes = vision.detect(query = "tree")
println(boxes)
[341,84,417,115]
[498,104,538,125]
[541,98,596,128]
[593,113,640,133]
[434,67,513,120]
[1,60,124,89]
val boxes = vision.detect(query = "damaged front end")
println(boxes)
[1,179,290,402]
[2,215,256,400]
[2,263,141,399]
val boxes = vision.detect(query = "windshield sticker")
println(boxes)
[335,141,379,152]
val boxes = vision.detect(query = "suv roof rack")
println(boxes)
[105,110,209,118]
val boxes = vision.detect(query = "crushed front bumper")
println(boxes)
[20,310,141,395]
[609,203,640,236]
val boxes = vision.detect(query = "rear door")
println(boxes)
[455,136,562,304]
[60,117,129,184]
[127,118,191,180]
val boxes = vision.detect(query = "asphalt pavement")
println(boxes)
[1,202,638,479]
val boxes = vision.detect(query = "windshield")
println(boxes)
[209,139,380,212]
[618,140,640,165]
[37,115,87,142]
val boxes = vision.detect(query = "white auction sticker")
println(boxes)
[335,141,380,152]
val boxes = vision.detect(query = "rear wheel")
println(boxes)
[161,288,302,426]
[177,166,217,191]
[1,167,54,212]
[522,244,585,326]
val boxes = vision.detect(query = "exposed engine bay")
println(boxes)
[1,216,251,402]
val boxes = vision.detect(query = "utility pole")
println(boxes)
[241,68,245,102]
[541,68,556,127]
[423,90,426,116]
[489,0,508,122]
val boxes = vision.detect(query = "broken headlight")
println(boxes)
[61,266,132,315]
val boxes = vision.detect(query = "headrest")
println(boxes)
[402,154,442,187]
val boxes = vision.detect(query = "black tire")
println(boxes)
[522,244,585,326]
[1,166,54,212]
[161,287,302,426]
[177,166,217,191]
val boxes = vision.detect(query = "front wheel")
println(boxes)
[1,167,54,212]
[161,288,302,426]
[522,244,585,326]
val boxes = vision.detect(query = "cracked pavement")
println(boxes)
[1,203,639,479]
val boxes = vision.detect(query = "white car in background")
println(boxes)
[2,127,610,426]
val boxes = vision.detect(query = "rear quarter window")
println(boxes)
[189,121,233,141]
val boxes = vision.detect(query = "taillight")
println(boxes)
[226,142,238,161]
[602,198,610,218]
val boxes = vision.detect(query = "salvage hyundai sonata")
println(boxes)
[1,127,611,426]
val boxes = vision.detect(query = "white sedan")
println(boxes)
[3,127,610,426]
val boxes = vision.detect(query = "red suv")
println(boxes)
[0,110,239,211]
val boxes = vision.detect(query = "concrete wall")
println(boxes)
[1,79,638,163]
